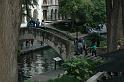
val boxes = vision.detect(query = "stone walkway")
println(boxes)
[28,69,64,82]
[21,41,48,54]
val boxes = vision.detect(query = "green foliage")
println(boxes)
[90,0,106,26]
[85,33,105,47]
[59,0,106,27]
[59,0,93,15]
[100,40,107,48]
[117,38,124,45]
[62,57,99,81]
[22,0,38,19]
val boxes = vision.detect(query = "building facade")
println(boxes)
[22,0,59,23]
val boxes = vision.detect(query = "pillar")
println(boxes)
[36,0,43,22]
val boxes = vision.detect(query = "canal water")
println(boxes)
[18,46,61,82]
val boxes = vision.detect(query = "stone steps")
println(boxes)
[85,54,103,61]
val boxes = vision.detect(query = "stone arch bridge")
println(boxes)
[19,27,75,59]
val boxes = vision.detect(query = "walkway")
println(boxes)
[28,70,64,82]
[20,41,48,54]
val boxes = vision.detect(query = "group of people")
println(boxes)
[27,18,45,28]
[25,39,34,47]
[75,38,97,56]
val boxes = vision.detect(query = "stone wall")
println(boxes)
[97,47,107,55]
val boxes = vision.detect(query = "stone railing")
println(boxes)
[44,27,74,40]
[86,72,105,82]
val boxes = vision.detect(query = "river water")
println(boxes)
[18,47,61,82]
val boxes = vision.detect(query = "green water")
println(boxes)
[18,47,61,82]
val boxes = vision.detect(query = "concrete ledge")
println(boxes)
[21,44,48,54]
[86,72,105,82]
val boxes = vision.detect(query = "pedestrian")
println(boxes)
[25,40,28,47]
[90,43,97,56]
[40,41,43,46]
[77,40,83,54]
[36,19,40,28]
[117,42,121,50]
[31,39,34,46]
[41,20,45,28]
[80,38,88,56]
[27,18,35,27]
[91,38,96,45]
[83,44,88,56]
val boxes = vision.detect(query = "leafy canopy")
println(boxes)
[59,0,106,27]
[59,0,93,16]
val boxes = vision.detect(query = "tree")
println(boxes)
[106,0,124,52]
[63,57,98,81]
[22,0,37,20]
[90,0,106,26]
[59,0,106,27]
[59,0,93,28]
[0,0,21,82]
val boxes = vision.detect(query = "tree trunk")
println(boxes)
[0,0,21,82]
[106,0,124,52]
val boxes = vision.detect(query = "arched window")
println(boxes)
[43,0,47,4]
[55,9,57,20]
[51,9,53,20]
[43,10,47,20]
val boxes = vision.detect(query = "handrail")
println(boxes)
[86,72,105,82]
[44,27,74,40]
[20,28,72,42]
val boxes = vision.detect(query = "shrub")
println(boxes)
[62,57,99,81]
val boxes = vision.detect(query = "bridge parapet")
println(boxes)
[19,27,75,60]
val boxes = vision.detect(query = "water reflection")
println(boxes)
[18,47,60,82]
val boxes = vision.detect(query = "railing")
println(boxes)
[45,27,74,40]
[20,28,70,41]
[20,27,74,41]
[86,72,105,82]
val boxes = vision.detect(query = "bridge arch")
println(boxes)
[19,27,75,59]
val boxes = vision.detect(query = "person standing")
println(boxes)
[41,20,45,28]
[27,18,35,27]
[77,40,83,54]
[31,39,34,46]
[91,43,97,56]
[36,19,40,28]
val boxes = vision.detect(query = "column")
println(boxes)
[36,0,43,22]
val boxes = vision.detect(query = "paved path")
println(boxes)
[28,70,64,82]
[21,41,48,54]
